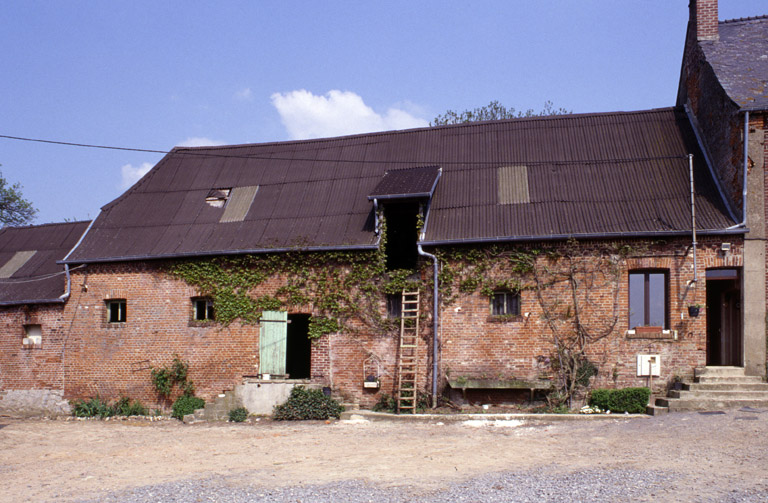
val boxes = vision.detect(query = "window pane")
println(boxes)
[492,294,505,315]
[648,273,666,327]
[506,293,520,316]
[628,273,644,328]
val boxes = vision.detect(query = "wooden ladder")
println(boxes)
[396,290,420,413]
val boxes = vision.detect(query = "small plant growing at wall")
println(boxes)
[228,407,249,422]
[71,397,149,419]
[151,355,194,399]
[272,385,344,420]
[171,395,205,419]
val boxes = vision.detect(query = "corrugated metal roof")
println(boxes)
[702,16,768,110]
[65,107,738,263]
[368,166,441,200]
[0,221,90,304]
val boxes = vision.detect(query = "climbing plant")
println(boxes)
[168,241,425,339]
[435,240,635,407]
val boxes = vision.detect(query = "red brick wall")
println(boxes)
[438,237,742,397]
[0,303,67,392]
[0,235,746,410]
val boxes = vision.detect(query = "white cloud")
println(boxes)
[120,162,153,190]
[271,89,428,140]
[177,137,226,147]
[235,87,253,101]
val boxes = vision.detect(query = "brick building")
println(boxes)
[1,0,765,416]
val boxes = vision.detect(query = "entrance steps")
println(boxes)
[654,367,768,412]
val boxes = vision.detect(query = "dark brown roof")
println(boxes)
[368,166,441,200]
[702,16,768,110]
[65,107,738,263]
[0,221,90,304]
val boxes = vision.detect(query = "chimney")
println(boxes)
[691,0,719,41]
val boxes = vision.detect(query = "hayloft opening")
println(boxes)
[384,202,419,270]
[286,313,311,379]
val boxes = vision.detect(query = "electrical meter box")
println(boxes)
[637,354,661,376]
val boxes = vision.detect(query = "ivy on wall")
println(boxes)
[168,236,424,339]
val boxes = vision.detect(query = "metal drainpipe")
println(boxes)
[689,154,697,285]
[742,111,750,226]
[59,264,72,301]
[417,244,439,408]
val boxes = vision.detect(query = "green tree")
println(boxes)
[0,169,37,226]
[430,100,570,126]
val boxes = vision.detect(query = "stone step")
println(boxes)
[695,375,764,384]
[656,397,768,411]
[685,382,768,392]
[646,404,669,416]
[694,366,746,378]
[667,389,768,400]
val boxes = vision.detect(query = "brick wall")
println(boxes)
[0,235,746,412]
[438,237,742,397]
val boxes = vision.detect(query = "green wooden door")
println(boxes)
[259,311,287,375]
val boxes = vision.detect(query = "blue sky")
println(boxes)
[1,1,764,224]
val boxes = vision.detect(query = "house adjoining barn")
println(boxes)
[6,105,739,416]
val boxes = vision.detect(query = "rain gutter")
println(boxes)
[419,228,746,247]
[60,243,380,265]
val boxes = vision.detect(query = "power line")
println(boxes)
[0,133,689,166]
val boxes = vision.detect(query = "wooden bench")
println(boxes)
[447,378,553,403]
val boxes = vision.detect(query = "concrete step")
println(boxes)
[646,404,669,416]
[656,397,768,411]
[685,382,768,391]
[695,366,747,378]
[667,389,768,400]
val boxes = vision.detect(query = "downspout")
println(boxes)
[59,264,72,301]
[373,198,380,235]
[417,243,439,408]
[689,154,698,285]
[742,111,750,226]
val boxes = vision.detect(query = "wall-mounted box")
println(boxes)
[637,354,661,376]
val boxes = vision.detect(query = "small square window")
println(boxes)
[491,291,520,316]
[193,298,215,321]
[23,324,42,347]
[387,294,402,318]
[106,299,127,323]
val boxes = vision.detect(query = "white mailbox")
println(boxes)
[637,354,661,376]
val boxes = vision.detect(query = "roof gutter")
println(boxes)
[0,297,66,306]
[61,243,380,265]
[419,228,747,247]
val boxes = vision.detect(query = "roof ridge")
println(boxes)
[172,107,678,153]
[720,14,768,24]
[1,220,90,231]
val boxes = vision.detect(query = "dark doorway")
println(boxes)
[705,269,742,366]
[384,202,419,270]
[286,314,311,379]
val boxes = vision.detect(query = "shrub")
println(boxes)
[589,387,651,413]
[273,386,344,420]
[171,395,205,419]
[229,407,249,422]
[72,397,115,418]
[114,397,149,417]
[372,393,396,413]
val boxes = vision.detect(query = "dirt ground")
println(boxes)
[1,410,767,502]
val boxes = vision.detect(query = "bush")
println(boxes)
[273,386,344,420]
[114,397,149,417]
[229,407,249,422]
[372,393,396,413]
[589,387,651,413]
[171,395,205,419]
[72,397,115,418]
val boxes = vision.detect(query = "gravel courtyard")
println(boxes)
[1,410,767,502]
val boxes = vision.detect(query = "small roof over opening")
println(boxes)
[368,165,441,201]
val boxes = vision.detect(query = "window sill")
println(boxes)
[105,322,126,329]
[188,320,217,327]
[487,315,523,323]
[21,342,42,350]
[626,328,677,340]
